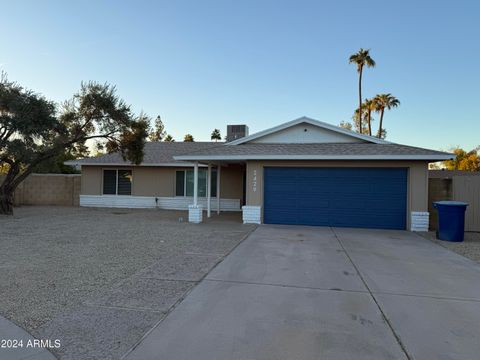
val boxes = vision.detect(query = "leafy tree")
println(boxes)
[0,163,9,174]
[374,93,400,138]
[148,115,166,142]
[339,121,353,131]
[183,134,194,142]
[164,134,175,142]
[92,141,106,156]
[35,140,90,174]
[349,48,375,133]
[0,75,149,215]
[34,150,82,174]
[211,128,221,142]
[351,107,369,134]
[444,147,480,171]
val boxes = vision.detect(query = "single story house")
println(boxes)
[69,117,453,231]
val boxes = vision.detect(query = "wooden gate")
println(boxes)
[429,171,480,232]
[453,176,480,232]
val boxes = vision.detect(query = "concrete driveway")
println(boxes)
[125,225,480,360]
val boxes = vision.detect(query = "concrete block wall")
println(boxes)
[0,174,81,207]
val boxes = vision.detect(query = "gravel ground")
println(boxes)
[420,231,480,263]
[0,206,256,359]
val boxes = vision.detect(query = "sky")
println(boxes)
[0,0,479,151]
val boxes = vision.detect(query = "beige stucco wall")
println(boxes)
[133,167,177,197]
[81,166,103,195]
[245,160,429,229]
[81,165,244,200]
[218,164,244,199]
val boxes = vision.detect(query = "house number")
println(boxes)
[252,170,257,192]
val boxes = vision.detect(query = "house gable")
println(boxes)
[227,116,387,145]
[249,122,366,144]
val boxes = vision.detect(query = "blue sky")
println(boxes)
[0,0,478,150]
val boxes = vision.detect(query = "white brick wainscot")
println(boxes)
[242,206,261,224]
[411,211,429,232]
[188,204,203,223]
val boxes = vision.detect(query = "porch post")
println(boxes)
[207,164,211,218]
[193,161,198,206]
[217,165,221,214]
[188,161,203,223]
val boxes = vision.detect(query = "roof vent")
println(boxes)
[226,125,249,142]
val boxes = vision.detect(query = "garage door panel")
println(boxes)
[264,167,407,230]
[297,200,330,210]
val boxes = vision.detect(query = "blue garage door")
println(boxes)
[264,167,407,230]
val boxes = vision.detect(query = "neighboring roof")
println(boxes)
[65,142,223,167]
[226,116,390,145]
[174,143,453,161]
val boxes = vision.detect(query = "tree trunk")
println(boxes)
[367,110,372,136]
[358,66,363,134]
[377,108,385,138]
[0,162,24,215]
[0,184,14,215]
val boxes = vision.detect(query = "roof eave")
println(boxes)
[174,154,454,161]
[64,161,207,167]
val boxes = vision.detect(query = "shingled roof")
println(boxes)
[68,140,452,167]
[67,116,453,166]
[173,143,453,161]
[67,142,222,166]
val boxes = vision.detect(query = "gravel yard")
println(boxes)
[0,206,255,359]
[420,231,480,263]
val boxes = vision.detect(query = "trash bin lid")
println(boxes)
[433,201,469,207]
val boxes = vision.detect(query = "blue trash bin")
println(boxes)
[433,201,468,242]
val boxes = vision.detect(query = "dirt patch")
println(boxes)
[420,231,480,263]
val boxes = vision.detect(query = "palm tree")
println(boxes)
[211,129,221,142]
[373,93,400,138]
[164,134,175,142]
[363,98,376,136]
[349,48,375,133]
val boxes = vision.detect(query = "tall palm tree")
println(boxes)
[373,93,400,138]
[363,98,376,136]
[349,48,375,134]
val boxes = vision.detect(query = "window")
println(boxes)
[176,169,217,197]
[175,170,185,196]
[103,170,117,195]
[103,169,132,195]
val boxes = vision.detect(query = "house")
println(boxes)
[69,117,452,231]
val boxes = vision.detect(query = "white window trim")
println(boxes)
[102,168,133,196]
[175,169,216,198]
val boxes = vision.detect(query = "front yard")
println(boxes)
[0,206,255,359]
